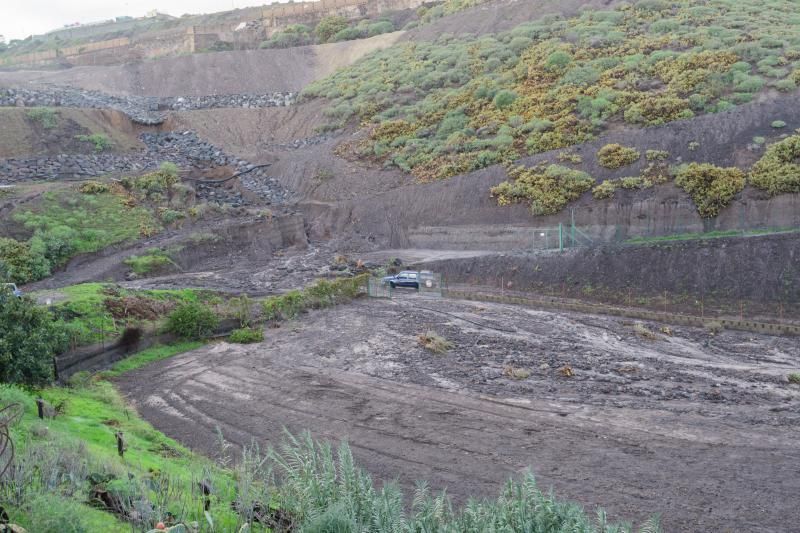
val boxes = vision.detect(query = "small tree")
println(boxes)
[0,294,67,387]
[165,302,219,340]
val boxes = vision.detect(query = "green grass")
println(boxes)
[0,381,247,531]
[12,187,157,256]
[625,227,800,244]
[50,283,204,346]
[124,249,179,275]
[102,341,204,377]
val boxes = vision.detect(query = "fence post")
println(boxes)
[571,209,576,247]
[36,398,44,419]
[558,223,563,251]
[116,431,125,458]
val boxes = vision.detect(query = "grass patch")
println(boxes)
[0,382,248,532]
[625,227,800,244]
[25,107,58,129]
[103,341,203,377]
[788,373,800,384]
[75,133,112,152]
[228,327,264,344]
[124,248,179,276]
[50,283,204,346]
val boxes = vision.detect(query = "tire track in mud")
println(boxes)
[118,298,800,531]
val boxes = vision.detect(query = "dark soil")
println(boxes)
[118,295,800,533]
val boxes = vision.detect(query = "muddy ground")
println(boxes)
[118,294,800,532]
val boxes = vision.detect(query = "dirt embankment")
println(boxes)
[259,91,800,249]
[420,232,800,314]
[0,108,144,158]
[25,213,309,293]
[117,296,800,532]
[0,32,405,97]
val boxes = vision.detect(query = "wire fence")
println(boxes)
[525,202,800,251]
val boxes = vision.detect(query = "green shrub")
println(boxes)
[749,134,800,195]
[788,373,800,384]
[646,149,670,161]
[262,290,306,321]
[78,181,110,194]
[492,90,517,109]
[228,327,264,344]
[0,294,66,387]
[491,164,594,215]
[545,50,572,71]
[75,133,112,152]
[771,120,787,128]
[597,144,641,169]
[592,179,617,199]
[26,107,57,129]
[675,163,746,217]
[0,237,50,284]
[165,302,219,340]
[316,16,349,42]
[124,250,177,276]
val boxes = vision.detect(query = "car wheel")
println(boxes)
[389,282,396,289]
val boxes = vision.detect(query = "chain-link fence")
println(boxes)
[367,277,392,298]
[524,202,800,251]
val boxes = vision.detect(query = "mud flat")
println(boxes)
[119,295,800,532]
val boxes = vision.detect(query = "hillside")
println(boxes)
[1,1,799,532]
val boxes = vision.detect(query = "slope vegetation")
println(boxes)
[302,0,800,216]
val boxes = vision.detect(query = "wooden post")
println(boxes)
[740,301,744,321]
[115,431,125,458]
[36,398,44,419]
[664,291,667,314]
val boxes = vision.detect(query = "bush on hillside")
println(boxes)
[0,237,50,284]
[675,163,746,217]
[316,16,349,43]
[165,302,219,340]
[0,294,67,387]
[228,327,264,344]
[749,134,800,195]
[491,164,595,215]
[597,144,641,169]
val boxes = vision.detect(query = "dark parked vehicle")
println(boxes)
[382,271,419,289]
[1,283,23,298]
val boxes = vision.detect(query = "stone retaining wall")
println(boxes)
[0,86,296,124]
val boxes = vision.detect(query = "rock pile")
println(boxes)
[0,86,297,124]
[165,92,294,111]
[0,130,290,205]
[0,86,164,125]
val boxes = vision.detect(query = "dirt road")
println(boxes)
[118,296,800,532]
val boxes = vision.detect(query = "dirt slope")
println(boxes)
[0,32,405,97]
[0,108,143,158]
[118,296,800,532]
